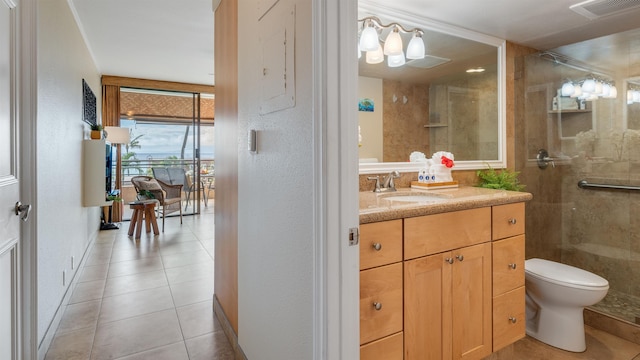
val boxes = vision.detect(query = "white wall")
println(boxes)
[237,0,314,358]
[36,0,101,347]
[358,76,383,162]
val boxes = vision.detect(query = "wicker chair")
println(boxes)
[130,176,183,232]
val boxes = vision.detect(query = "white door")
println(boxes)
[1,1,27,359]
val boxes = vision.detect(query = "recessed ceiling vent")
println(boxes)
[570,0,640,19]
[406,55,451,69]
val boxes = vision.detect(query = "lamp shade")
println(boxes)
[561,81,575,97]
[387,53,406,67]
[406,32,425,60]
[582,78,596,93]
[359,25,379,52]
[366,44,384,64]
[383,27,403,56]
[104,126,130,144]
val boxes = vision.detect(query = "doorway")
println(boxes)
[116,88,215,219]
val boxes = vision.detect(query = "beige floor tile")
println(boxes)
[84,251,111,266]
[103,270,168,297]
[107,256,164,278]
[158,240,205,256]
[506,326,640,360]
[169,277,214,307]
[110,246,161,263]
[78,264,109,283]
[157,232,199,243]
[185,332,235,360]
[99,286,175,323]
[91,309,183,360]
[44,327,95,360]
[176,300,217,339]
[56,300,101,335]
[161,249,213,269]
[69,279,105,304]
[113,342,189,360]
[165,261,214,285]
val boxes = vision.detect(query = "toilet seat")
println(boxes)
[525,258,609,290]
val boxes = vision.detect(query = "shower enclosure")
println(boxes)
[516,28,640,325]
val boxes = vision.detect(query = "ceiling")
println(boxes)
[69,0,640,87]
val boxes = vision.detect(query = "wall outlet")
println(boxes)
[71,256,75,270]
[62,270,66,286]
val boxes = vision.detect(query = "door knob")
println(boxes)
[15,201,32,222]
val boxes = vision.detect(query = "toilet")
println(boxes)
[524,258,609,352]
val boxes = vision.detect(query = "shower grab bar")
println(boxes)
[577,180,640,191]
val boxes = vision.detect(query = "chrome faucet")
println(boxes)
[367,171,401,192]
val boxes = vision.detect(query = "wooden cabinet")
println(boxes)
[360,220,403,353]
[404,243,492,360]
[360,202,526,359]
[491,204,526,352]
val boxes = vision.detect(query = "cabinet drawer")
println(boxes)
[492,203,525,240]
[404,207,491,259]
[492,235,525,295]
[360,220,403,270]
[361,332,403,360]
[360,262,403,345]
[493,286,526,352]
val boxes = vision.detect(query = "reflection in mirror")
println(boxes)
[357,4,505,173]
[628,79,640,130]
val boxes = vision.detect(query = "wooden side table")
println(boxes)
[128,201,159,238]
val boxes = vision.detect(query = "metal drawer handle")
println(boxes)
[373,302,382,311]
[509,316,517,324]
[509,263,517,270]
[372,243,382,251]
[508,218,517,225]
[455,255,464,262]
[445,258,454,264]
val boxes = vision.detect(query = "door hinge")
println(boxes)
[348,227,359,246]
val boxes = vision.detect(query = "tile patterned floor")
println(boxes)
[44,207,234,360]
[46,205,640,359]
[488,325,640,360]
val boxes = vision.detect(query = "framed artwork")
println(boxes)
[82,79,97,126]
[359,98,374,112]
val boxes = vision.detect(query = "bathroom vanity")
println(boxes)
[359,187,532,360]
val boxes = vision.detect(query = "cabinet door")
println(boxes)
[360,263,403,345]
[451,243,492,360]
[404,252,452,360]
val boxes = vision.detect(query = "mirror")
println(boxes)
[358,2,506,173]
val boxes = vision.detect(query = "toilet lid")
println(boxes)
[525,258,609,288]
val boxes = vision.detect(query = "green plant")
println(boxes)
[476,165,525,192]
[137,190,156,199]
[106,194,122,202]
[90,124,103,131]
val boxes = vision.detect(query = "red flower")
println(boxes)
[441,156,454,168]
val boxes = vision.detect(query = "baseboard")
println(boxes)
[37,233,98,360]
[584,307,640,345]
[213,295,247,360]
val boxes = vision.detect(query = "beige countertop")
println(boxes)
[359,186,533,224]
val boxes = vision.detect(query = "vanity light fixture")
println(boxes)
[466,67,485,73]
[358,16,425,68]
[561,75,617,101]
